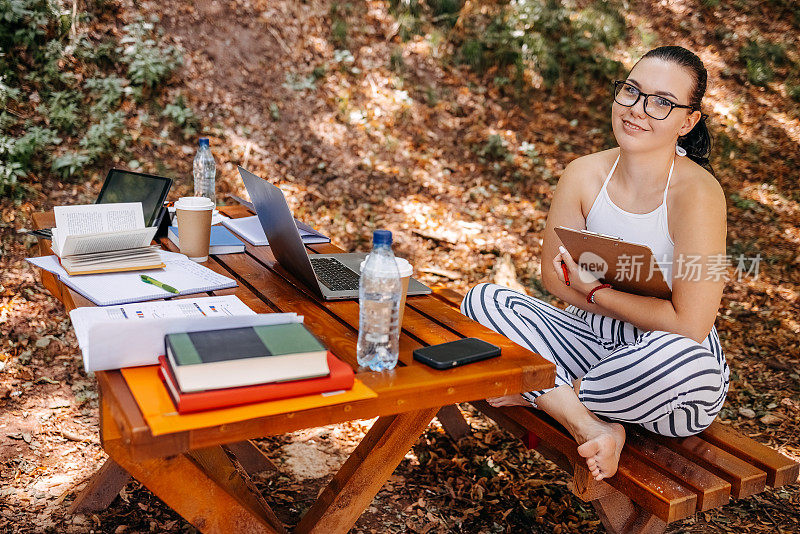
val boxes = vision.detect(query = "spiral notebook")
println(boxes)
[27,251,237,306]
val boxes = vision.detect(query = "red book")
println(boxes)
[158,352,354,414]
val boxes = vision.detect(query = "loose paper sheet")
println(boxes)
[27,251,237,306]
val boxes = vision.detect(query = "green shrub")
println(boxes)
[11,126,61,168]
[52,151,90,179]
[119,21,182,89]
[0,2,183,197]
[79,111,124,161]
[0,126,60,193]
[331,19,348,47]
[510,0,625,89]
[84,75,126,115]
[0,73,20,105]
[389,47,405,73]
[739,38,787,86]
[39,90,81,133]
[447,0,625,92]
[162,93,199,138]
[787,80,800,102]
[460,39,485,71]
[476,134,511,161]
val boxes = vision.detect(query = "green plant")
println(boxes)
[0,73,20,105]
[0,126,60,194]
[451,0,625,92]
[39,90,81,133]
[79,111,124,161]
[460,39,485,71]
[51,151,90,178]
[331,19,348,47]
[476,134,511,161]
[424,85,439,107]
[739,37,787,86]
[787,80,800,102]
[84,75,126,116]
[12,126,61,168]
[162,93,199,137]
[0,2,184,197]
[118,21,182,89]
[389,47,405,73]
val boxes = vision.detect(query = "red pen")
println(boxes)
[561,260,570,286]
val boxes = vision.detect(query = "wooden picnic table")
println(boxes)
[32,206,556,534]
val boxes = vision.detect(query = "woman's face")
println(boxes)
[611,57,701,154]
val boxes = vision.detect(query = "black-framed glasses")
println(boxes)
[613,80,695,120]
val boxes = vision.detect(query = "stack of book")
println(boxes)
[160,322,354,413]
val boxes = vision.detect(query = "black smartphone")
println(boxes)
[413,338,501,369]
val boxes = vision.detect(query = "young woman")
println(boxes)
[461,46,729,481]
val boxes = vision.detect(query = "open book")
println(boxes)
[51,203,164,275]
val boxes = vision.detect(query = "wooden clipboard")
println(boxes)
[555,226,672,300]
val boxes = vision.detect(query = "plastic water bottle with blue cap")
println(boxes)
[193,137,216,205]
[357,229,402,371]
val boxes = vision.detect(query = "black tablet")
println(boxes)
[413,338,501,369]
[96,168,173,227]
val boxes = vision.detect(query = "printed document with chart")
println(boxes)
[69,295,304,371]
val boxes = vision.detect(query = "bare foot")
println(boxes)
[487,394,533,408]
[576,420,626,481]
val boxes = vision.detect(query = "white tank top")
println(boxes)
[585,155,675,289]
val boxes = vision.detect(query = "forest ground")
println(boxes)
[1,0,798,532]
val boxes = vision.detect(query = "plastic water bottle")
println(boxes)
[193,137,216,205]
[357,230,402,371]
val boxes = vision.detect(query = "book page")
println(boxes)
[54,203,145,236]
[60,227,157,256]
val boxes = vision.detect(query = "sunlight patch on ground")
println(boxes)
[745,183,800,217]
[767,111,800,147]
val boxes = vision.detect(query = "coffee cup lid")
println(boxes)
[175,196,214,211]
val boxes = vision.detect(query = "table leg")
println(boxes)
[436,404,471,442]
[67,458,131,514]
[224,440,279,476]
[294,407,439,534]
[103,436,285,534]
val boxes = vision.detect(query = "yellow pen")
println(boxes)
[140,274,179,294]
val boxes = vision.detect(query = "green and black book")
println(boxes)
[165,323,329,392]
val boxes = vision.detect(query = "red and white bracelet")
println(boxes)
[587,283,612,304]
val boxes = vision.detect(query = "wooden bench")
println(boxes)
[430,287,799,534]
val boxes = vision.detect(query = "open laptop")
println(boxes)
[238,166,431,301]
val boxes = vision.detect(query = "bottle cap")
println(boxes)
[373,229,392,246]
[198,138,210,148]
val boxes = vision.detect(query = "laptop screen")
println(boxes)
[96,169,172,226]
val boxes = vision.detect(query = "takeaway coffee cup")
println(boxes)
[175,196,214,262]
[360,257,413,327]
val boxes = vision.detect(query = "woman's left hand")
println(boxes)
[552,246,602,297]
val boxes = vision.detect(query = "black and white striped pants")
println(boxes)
[461,283,730,437]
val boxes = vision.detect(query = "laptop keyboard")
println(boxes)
[309,257,360,292]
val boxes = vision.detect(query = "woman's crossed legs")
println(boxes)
[461,283,728,480]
